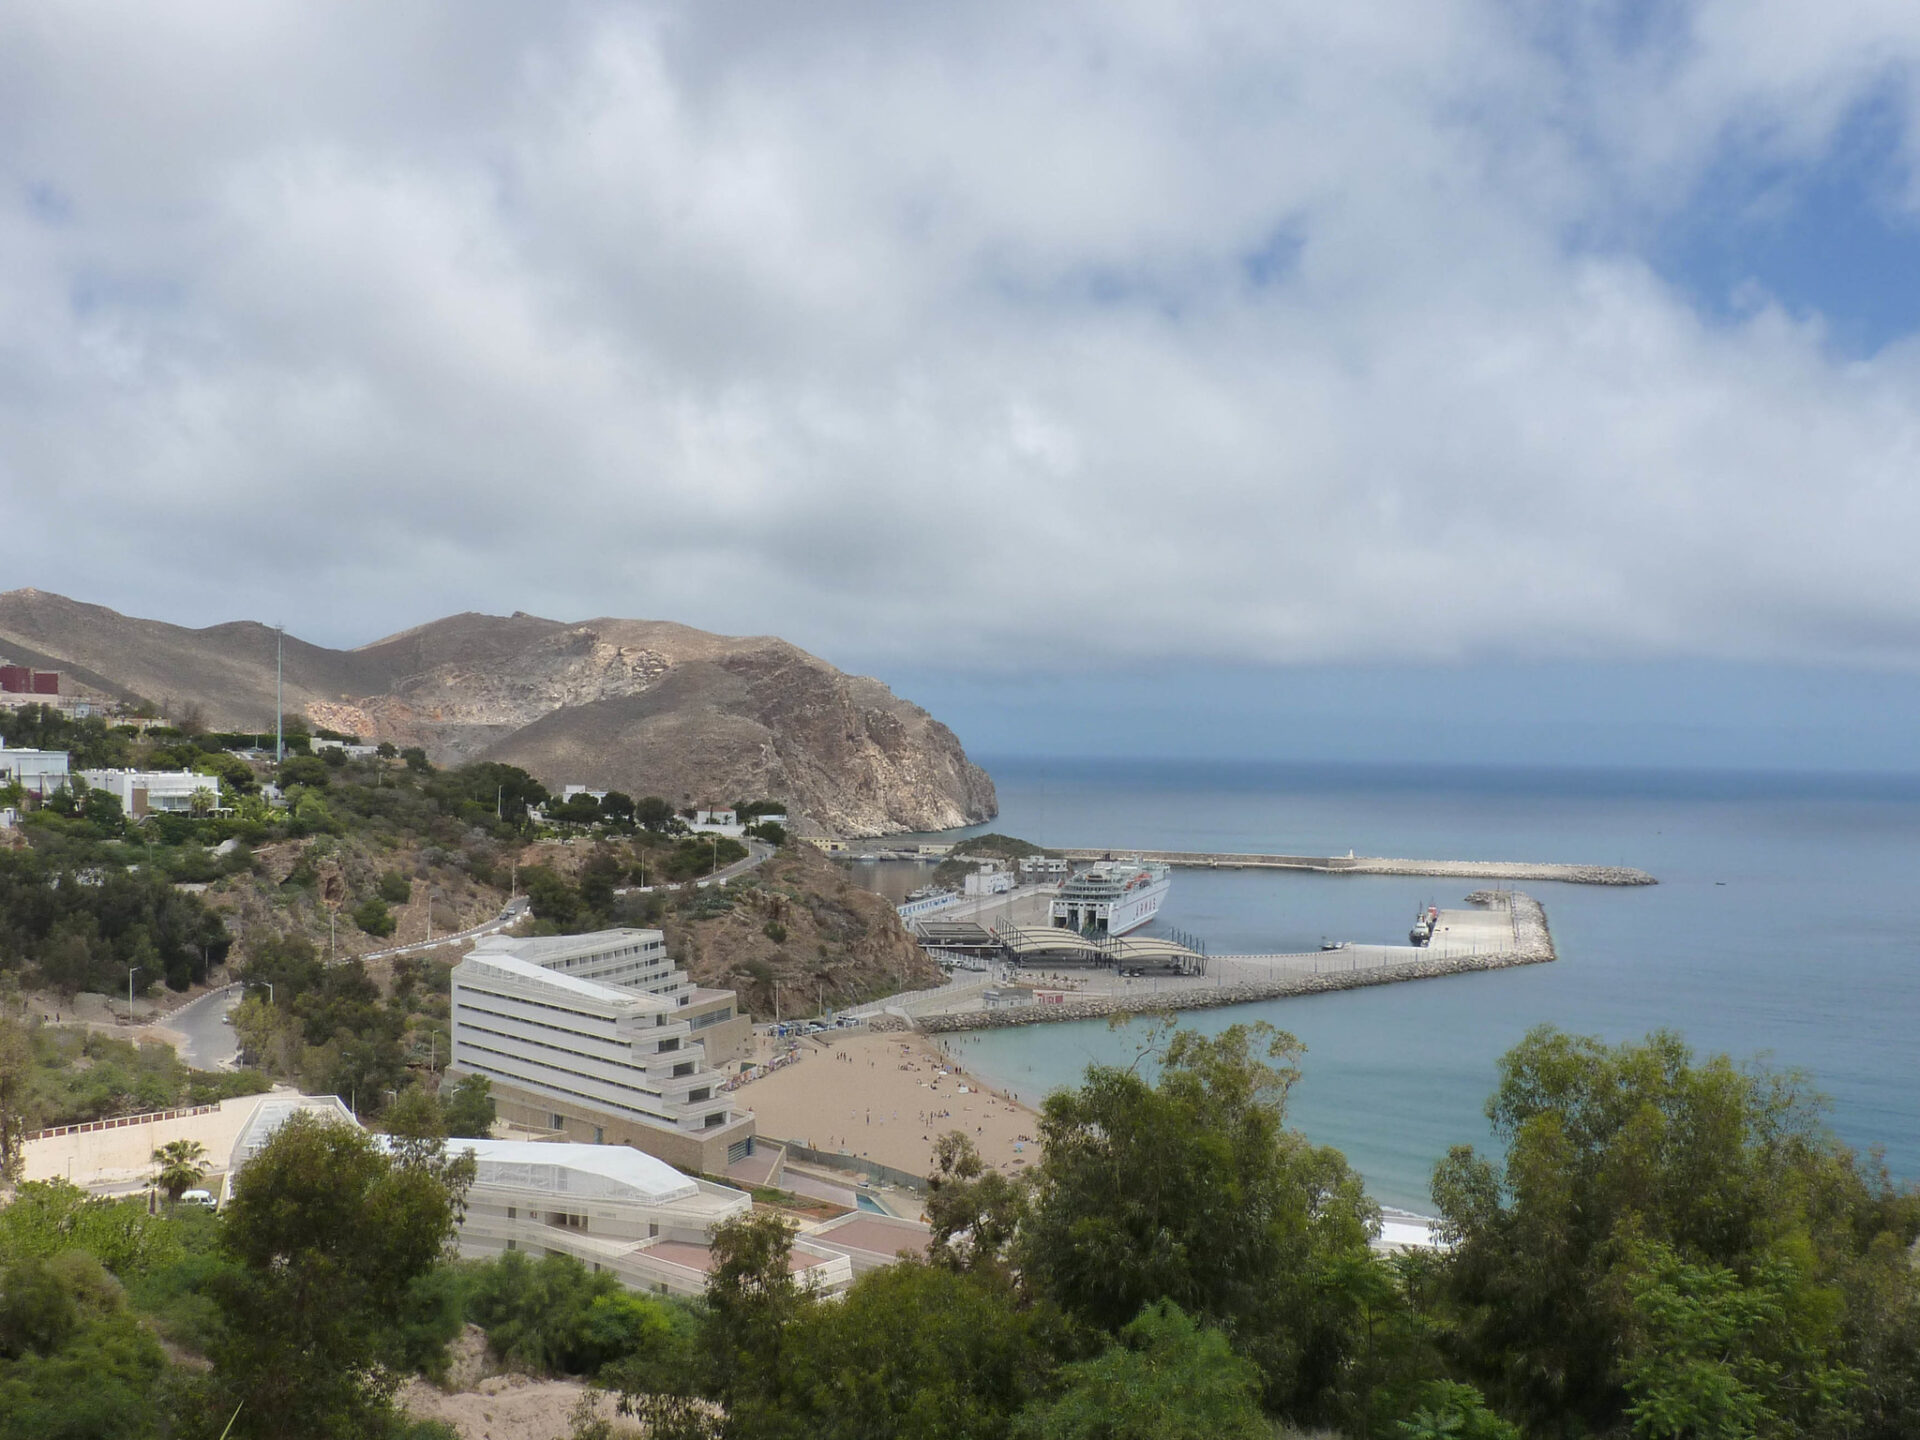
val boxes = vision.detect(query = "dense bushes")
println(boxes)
[22,1027,269,1131]
[0,848,231,994]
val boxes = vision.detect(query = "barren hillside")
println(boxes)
[0,590,996,837]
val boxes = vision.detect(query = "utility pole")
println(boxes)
[274,625,284,764]
[127,965,141,1024]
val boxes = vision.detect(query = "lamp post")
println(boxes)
[127,966,141,1024]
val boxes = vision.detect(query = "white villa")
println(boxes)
[0,739,70,800]
[78,768,225,817]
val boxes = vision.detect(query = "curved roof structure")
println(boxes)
[997,926,1103,960]
[450,1139,701,1203]
[1100,936,1201,964]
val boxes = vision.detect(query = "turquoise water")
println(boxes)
[885,759,1920,1214]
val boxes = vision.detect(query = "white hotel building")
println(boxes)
[449,929,757,1174]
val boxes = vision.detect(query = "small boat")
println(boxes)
[1319,938,1345,951]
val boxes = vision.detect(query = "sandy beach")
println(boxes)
[738,1030,1043,1181]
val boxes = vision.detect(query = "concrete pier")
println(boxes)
[1053,848,1654,886]
[870,890,1555,1033]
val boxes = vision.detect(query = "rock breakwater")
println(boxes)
[1055,849,1655,886]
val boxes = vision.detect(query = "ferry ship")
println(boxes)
[1051,859,1172,937]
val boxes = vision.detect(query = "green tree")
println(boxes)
[151,1139,208,1206]
[0,1251,170,1440]
[1012,1300,1268,1440]
[277,755,330,790]
[0,1008,29,1184]
[699,1211,817,1425]
[352,896,396,937]
[376,870,413,904]
[1395,1382,1522,1440]
[634,796,677,832]
[382,1085,447,1145]
[772,1261,1059,1440]
[1019,1022,1378,1418]
[210,1111,471,1438]
[926,1131,1027,1278]
[467,1250,685,1378]
[443,1073,495,1139]
[1430,1027,1920,1440]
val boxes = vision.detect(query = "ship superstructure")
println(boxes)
[1050,859,1171,937]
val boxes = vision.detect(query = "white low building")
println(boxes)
[963,867,1014,896]
[450,930,757,1174]
[0,739,69,800]
[78,768,225,817]
[444,1138,852,1297]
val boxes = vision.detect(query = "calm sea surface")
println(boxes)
[848,758,1920,1214]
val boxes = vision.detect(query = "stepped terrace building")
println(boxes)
[449,929,757,1174]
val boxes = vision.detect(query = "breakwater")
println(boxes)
[1054,848,1654,886]
[895,891,1555,1034]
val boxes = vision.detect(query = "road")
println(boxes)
[168,983,243,1070]
[615,838,777,896]
[361,895,532,961]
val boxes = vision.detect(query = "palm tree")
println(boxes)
[152,1138,208,1206]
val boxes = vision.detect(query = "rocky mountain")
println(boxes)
[0,589,996,837]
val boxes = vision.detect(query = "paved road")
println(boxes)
[168,983,243,1070]
[615,838,777,896]
[362,895,531,961]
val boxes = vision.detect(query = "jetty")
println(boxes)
[860,890,1556,1033]
[1052,848,1654,886]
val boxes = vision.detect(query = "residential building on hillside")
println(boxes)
[0,665,59,694]
[434,1138,853,1297]
[449,929,756,1173]
[0,739,69,800]
[78,768,225,817]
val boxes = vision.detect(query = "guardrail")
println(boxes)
[29,1103,222,1142]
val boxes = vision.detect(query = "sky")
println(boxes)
[6,2,1920,769]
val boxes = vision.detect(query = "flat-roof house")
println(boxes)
[78,768,226,817]
[0,739,69,800]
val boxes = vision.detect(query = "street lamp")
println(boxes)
[127,966,141,1024]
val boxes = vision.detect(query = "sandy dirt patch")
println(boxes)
[737,1031,1042,1183]
[400,1375,631,1440]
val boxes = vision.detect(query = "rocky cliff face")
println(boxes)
[0,592,996,838]
[665,843,941,1014]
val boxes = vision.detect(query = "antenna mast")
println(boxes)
[274,625,284,763]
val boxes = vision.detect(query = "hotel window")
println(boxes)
[507,1206,516,1220]
[704,1112,726,1128]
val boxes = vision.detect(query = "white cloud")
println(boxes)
[4,0,1920,670]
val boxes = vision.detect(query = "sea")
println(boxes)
[845,757,1920,1215]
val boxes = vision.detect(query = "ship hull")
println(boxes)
[1051,875,1170,937]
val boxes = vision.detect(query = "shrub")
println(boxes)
[352,897,396,938]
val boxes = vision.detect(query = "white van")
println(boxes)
[179,1189,217,1208]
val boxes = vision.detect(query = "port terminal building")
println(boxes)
[448,928,759,1175]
